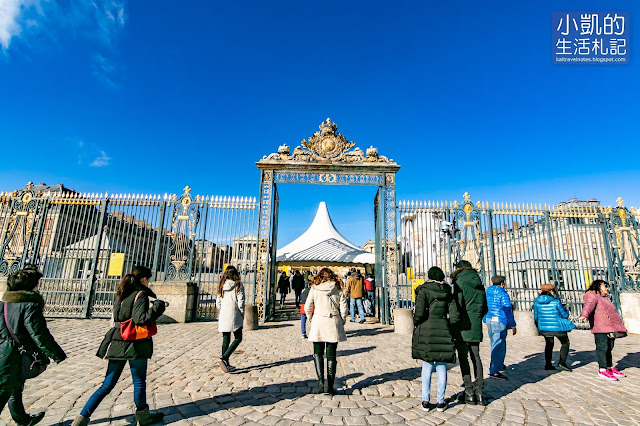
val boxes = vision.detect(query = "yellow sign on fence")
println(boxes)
[411,279,424,302]
[108,253,125,277]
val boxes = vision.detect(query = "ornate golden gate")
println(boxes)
[256,119,400,323]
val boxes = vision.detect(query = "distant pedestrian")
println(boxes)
[364,274,375,313]
[579,279,628,381]
[300,282,311,339]
[277,272,290,308]
[305,268,348,395]
[292,270,305,308]
[216,266,245,373]
[451,260,488,406]
[483,275,516,380]
[1,266,67,426]
[412,267,460,412]
[73,266,166,426]
[345,269,366,323]
[533,283,575,371]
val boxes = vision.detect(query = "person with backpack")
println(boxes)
[412,266,460,412]
[364,274,375,314]
[72,266,166,426]
[533,283,575,371]
[1,266,67,426]
[305,268,348,395]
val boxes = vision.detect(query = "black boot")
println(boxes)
[457,391,476,405]
[475,389,485,406]
[327,359,337,395]
[313,354,325,394]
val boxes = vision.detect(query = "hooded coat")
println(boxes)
[305,281,348,343]
[216,280,245,333]
[580,290,627,334]
[533,294,576,333]
[96,283,165,360]
[411,281,461,363]
[1,291,67,391]
[451,267,488,342]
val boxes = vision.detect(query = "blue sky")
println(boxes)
[1,0,638,247]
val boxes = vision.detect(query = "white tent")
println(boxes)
[276,202,375,266]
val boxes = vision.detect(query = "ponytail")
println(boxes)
[116,274,138,301]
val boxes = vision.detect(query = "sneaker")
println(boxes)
[218,358,229,373]
[557,363,573,372]
[421,401,431,412]
[489,372,508,380]
[610,367,626,377]
[301,334,307,339]
[16,412,45,426]
[598,369,618,381]
[226,363,237,372]
[350,319,356,322]
[436,401,447,412]
[359,319,366,324]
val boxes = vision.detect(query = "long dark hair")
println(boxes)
[588,279,608,294]
[218,265,242,296]
[116,266,152,301]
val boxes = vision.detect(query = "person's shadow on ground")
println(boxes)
[57,372,365,425]
[237,346,375,372]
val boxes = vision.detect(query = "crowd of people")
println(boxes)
[411,260,629,412]
[0,261,630,424]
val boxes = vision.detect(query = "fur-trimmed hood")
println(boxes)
[450,266,476,279]
[1,290,45,307]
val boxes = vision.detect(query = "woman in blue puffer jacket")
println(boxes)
[533,283,575,372]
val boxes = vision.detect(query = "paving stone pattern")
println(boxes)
[3,304,640,425]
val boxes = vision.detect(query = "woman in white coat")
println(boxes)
[216,266,245,373]
[305,267,348,395]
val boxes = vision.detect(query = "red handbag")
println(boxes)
[120,291,158,341]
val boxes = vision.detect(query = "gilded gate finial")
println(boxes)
[617,197,624,207]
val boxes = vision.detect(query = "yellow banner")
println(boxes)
[407,267,414,280]
[107,253,125,277]
[412,279,425,303]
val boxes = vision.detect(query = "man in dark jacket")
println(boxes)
[292,271,305,308]
[451,260,488,405]
[1,266,67,425]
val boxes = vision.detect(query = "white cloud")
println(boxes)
[90,151,111,167]
[1,0,127,86]
[0,0,34,50]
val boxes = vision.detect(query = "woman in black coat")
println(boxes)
[1,266,66,425]
[412,267,460,413]
[72,266,165,426]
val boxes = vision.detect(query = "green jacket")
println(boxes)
[0,291,66,391]
[96,284,165,360]
[451,267,488,343]
[411,281,460,363]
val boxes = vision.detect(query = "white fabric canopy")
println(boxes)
[276,202,375,265]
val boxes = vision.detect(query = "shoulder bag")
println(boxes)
[3,302,49,380]
[120,291,158,341]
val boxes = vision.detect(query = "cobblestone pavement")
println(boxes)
[3,304,640,425]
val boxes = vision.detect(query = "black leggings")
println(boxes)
[456,340,484,394]
[0,385,28,422]
[222,328,243,361]
[544,334,570,366]
[313,342,337,360]
[594,333,615,369]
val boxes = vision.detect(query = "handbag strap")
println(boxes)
[329,295,343,322]
[128,291,145,321]
[3,302,23,347]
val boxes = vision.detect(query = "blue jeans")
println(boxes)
[367,291,375,311]
[81,359,148,416]
[486,320,508,375]
[421,362,447,404]
[301,313,307,335]
[350,297,365,321]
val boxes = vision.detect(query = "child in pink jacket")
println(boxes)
[579,279,627,381]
